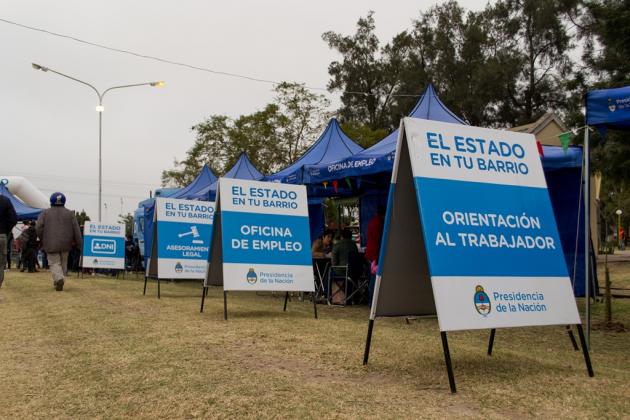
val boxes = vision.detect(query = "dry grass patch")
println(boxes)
[0,270,628,418]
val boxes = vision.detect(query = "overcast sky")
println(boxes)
[0,0,489,222]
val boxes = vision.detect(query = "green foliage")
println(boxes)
[117,213,134,238]
[75,209,90,228]
[339,121,388,149]
[162,83,329,187]
[580,0,630,87]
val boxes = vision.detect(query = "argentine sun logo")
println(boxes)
[246,268,258,285]
[175,262,183,273]
[474,285,491,316]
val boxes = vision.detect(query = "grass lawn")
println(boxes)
[0,270,629,418]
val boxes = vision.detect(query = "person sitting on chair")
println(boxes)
[311,229,333,258]
[330,228,358,304]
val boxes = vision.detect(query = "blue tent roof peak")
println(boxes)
[223,152,264,180]
[189,152,265,200]
[263,117,363,183]
[408,83,467,124]
[166,165,217,200]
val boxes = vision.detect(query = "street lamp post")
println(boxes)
[31,63,164,221]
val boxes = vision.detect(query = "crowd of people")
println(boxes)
[1,192,83,291]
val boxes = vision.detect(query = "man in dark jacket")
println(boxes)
[19,221,39,273]
[0,194,18,288]
[36,192,82,291]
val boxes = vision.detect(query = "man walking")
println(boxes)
[36,192,82,291]
[0,193,18,288]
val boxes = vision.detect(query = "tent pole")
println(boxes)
[583,126,590,349]
[143,276,148,295]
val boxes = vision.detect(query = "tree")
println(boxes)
[162,83,329,187]
[323,12,412,130]
[579,0,630,87]
[75,210,90,228]
[339,121,388,149]
[484,0,578,125]
[118,213,134,238]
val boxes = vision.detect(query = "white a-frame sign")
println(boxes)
[363,117,593,393]
[200,178,317,319]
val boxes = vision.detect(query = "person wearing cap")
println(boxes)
[0,192,18,288]
[36,192,82,291]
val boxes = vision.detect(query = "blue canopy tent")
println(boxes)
[264,118,363,184]
[0,183,43,221]
[190,152,263,201]
[583,84,630,342]
[304,84,467,184]
[164,165,217,200]
[264,118,363,241]
[143,166,217,264]
[304,84,468,243]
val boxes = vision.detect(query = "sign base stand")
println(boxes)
[363,319,375,365]
[282,292,318,319]
[142,276,160,299]
[223,291,228,320]
[440,331,457,394]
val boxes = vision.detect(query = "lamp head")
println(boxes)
[150,81,165,87]
[616,209,623,216]
[31,63,49,72]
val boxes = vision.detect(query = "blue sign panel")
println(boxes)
[82,222,125,269]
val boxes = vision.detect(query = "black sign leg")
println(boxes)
[205,286,209,297]
[312,293,318,319]
[576,324,594,377]
[566,325,579,351]
[157,277,161,299]
[200,286,207,313]
[440,331,457,393]
[283,292,289,312]
[223,291,228,320]
[143,276,148,296]
[487,329,496,356]
[363,319,375,365]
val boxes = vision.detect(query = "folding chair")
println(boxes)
[328,252,368,305]
[345,251,369,304]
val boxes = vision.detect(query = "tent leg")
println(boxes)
[312,293,318,319]
[157,277,161,299]
[440,332,457,394]
[576,324,594,377]
[223,291,228,321]
[566,325,579,351]
[363,319,375,365]
[143,276,148,296]
[200,286,207,313]
[283,292,289,312]
[487,329,496,356]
